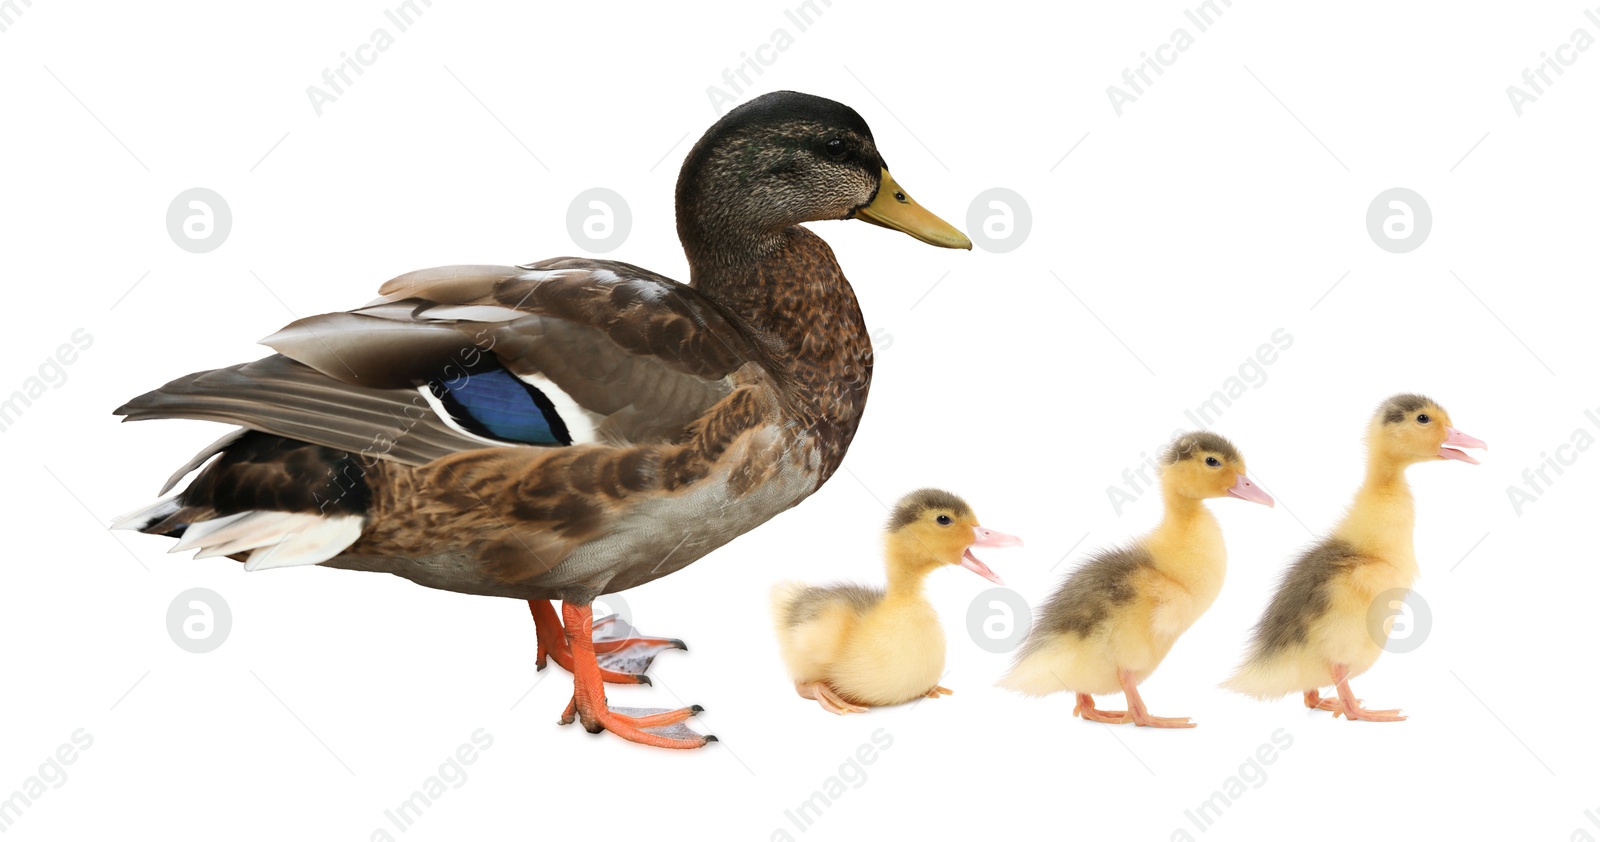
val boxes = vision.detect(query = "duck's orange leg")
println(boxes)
[529,599,685,685]
[555,602,713,749]
[1312,665,1406,722]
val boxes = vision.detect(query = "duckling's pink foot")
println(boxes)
[1319,666,1406,722]
[1303,689,1355,712]
[1120,669,1197,728]
[1073,694,1131,724]
[925,685,953,699]
[796,681,869,715]
[555,602,712,749]
[529,600,686,685]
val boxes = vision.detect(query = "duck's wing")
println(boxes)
[117,260,769,467]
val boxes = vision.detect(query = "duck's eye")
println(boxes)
[935,514,952,526]
[1417,413,1431,424]
[824,138,847,160]
[1205,456,1221,467]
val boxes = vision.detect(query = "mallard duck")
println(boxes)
[999,432,1274,728]
[1223,394,1485,721]
[112,91,971,749]
[771,489,1020,714]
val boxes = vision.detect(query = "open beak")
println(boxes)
[854,168,972,250]
[959,527,1022,585]
[1440,426,1487,464]
[1226,474,1275,507]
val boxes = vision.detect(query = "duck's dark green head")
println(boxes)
[676,91,970,269]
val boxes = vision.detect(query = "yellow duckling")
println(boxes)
[1223,394,1485,721]
[772,489,1021,715]
[999,432,1274,727]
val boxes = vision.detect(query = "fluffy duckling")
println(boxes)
[1223,394,1485,721]
[999,432,1274,728]
[772,489,1021,715]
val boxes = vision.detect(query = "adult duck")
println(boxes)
[114,91,972,749]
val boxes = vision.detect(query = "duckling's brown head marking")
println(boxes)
[887,488,974,532]
[1160,431,1241,466]
[1379,393,1436,425]
[1369,393,1487,467]
[882,489,1015,583]
[1158,431,1273,506]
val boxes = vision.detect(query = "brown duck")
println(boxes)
[113,91,971,749]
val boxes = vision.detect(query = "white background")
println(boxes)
[2,1,1597,839]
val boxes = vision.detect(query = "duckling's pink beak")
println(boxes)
[961,527,1022,584]
[1226,474,1275,507]
[1440,427,1487,464]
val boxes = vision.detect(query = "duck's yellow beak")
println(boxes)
[854,168,972,250]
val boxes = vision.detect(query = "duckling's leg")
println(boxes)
[925,686,953,699]
[1119,669,1196,728]
[1321,665,1406,722]
[1072,694,1131,724]
[528,600,685,685]
[554,602,714,749]
[795,681,869,715]
[1302,689,1344,712]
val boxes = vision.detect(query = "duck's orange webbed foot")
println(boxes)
[795,681,869,715]
[1117,669,1197,728]
[925,685,953,699]
[529,599,687,686]
[554,602,712,749]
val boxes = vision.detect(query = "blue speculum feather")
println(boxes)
[429,366,572,446]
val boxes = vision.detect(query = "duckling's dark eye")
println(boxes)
[1205,456,1221,467]
[1417,413,1431,424]
[824,138,847,161]
[935,514,952,526]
